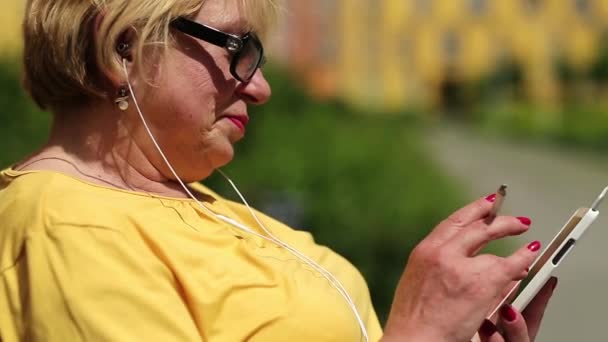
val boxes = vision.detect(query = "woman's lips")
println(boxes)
[225,116,248,133]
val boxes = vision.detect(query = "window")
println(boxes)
[523,0,543,15]
[442,30,461,63]
[415,0,433,16]
[575,0,590,16]
[469,0,488,15]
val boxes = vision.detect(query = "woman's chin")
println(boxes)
[163,144,233,182]
[205,142,236,173]
[212,147,235,169]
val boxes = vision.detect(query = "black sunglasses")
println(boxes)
[171,17,266,83]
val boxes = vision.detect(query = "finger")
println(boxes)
[497,241,542,281]
[522,277,558,340]
[478,319,510,342]
[446,194,496,227]
[454,216,531,256]
[479,332,505,342]
[478,319,501,342]
[429,194,496,243]
[480,334,505,342]
[488,281,522,323]
[498,304,530,342]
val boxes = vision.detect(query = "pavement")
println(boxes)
[424,123,608,342]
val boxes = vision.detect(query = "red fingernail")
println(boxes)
[527,240,541,252]
[500,304,517,322]
[525,267,530,272]
[517,216,532,226]
[479,319,497,336]
[485,193,497,202]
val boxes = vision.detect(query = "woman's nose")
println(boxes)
[236,69,272,105]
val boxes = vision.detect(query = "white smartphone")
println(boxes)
[490,186,608,316]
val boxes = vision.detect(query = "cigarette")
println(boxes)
[488,184,507,218]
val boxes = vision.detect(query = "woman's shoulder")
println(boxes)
[0,169,65,273]
[0,168,131,225]
[0,168,63,228]
[0,167,170,215]
[0,169,139,267]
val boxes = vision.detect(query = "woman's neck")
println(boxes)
[15,105,194,199]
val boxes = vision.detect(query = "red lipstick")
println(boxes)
[225,115,248,133]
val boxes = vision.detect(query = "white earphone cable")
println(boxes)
[121,60,369,342]
[216,169,367,321]
[216,170,368,338]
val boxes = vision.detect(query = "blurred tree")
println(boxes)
[0,61,50,168]
[590,32,608,85]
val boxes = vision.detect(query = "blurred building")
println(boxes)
[4,1,608,111]
[272,0,608,111]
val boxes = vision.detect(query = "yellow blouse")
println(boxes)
[0,169,383,341]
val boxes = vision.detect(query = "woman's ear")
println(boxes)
[114,28,137,85]
[92,12,137,89]
[116,29,136,62]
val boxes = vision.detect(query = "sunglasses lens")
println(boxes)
[235,36,263,81]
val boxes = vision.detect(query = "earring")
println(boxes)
[115,86,129,111]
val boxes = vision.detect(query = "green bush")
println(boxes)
[0,60,50,167]
[558,105,608,148]
[470,48,608,151]
[472,101,608,151]
[0,61,469,323]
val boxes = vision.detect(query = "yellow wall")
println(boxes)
[0,1,24,58]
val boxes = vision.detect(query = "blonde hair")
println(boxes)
[22,0,280,111]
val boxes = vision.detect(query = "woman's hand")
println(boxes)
[382,194,543,342]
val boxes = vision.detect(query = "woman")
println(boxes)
[0,0,555,341]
